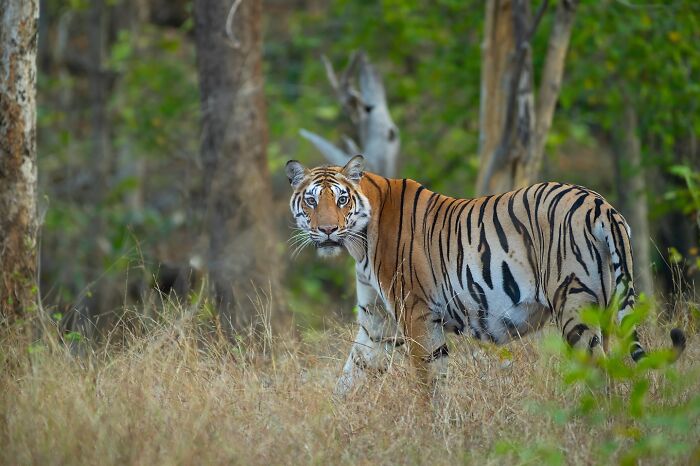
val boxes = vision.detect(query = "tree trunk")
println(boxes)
[193,0,284,333]
[515,0,578,187]
[616,103,653,297]
[0,0,40,321]
[477,0,578,195]
[477,0,529,196]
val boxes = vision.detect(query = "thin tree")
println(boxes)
[614,98,653,297]
[477,0,578,195]
[0,0,40,322]
[193,0,284,332]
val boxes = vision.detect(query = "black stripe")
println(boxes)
[492,194,509,253]
[359,324,382,343]
[409,186,426,287]
[478,196,492,226]
[429,197,449,241]
[566,323,589,346]
[393,180,408,300]
[422,344,449,363]
[466,203,475,244]
[466,265,493,341]
[445,199,460,261]
[502,261,521,305]
[478,228,493,289]
[456,221,464,288]
[364,174,382,192]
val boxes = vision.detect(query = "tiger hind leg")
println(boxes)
[553,273,606,358]
[403,299,449,398]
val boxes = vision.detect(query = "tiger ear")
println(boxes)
[285,160,308,189]
[341,155,365,182]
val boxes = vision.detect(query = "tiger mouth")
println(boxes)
[317,240,341,248]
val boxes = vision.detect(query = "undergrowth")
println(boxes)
[1,298,698,465]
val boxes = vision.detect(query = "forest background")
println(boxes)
[1,0,699,464]
[23,0,700,331]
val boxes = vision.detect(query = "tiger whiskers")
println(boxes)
[343,230,367,249]
[288,229,314,259]
[288,233,309,247]
[342,230,368,258]
[290,237,314,259]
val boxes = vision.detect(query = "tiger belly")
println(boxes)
[432,248,552,344]
[432,288,552,344]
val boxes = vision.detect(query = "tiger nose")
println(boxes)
[318,225,338,236]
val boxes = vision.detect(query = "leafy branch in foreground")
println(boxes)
[495,296,698,465]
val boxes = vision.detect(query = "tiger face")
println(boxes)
[285,156,371,258]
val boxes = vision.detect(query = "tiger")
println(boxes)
[285,155,686,397]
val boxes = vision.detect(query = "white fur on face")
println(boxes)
[317,245,343,258]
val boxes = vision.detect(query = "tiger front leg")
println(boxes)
[334,280,403,399]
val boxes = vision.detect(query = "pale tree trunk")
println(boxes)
[194,0,285,333]
[477,0,533,195]
[516,0,578,187]
[0,0,40,321]
[477,0,578,195]
[615,102,654,297]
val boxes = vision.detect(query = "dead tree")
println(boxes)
[0,0,40,322]
[614,100,653,297]
[477,0,579,195]
[193,0,285,332]
[300,51,400,177]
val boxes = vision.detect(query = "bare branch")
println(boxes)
[304,52,399,177]
[529,0,549,40]
[342,135,361,155]
[322,52,365,124]
[321,54,339,91]
[225,0,243,49]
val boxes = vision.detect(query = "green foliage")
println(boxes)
[36,1,698,327]
[560,0,700,205]
[665,164,700,217]
[109,27,200,156]
[64,331,84,343]
[494,298,699,465]
[269,1,699,328]
[493,439,565,465]
[266,0,484,196]
[287,253,357,329]
[38,12,200,301]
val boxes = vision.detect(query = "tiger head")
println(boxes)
[285,155,371,258]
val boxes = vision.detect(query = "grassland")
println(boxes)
[1,304,698,465]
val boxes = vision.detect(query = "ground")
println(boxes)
[1,306,698,465]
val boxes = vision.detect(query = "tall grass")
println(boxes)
[1,300,698,465]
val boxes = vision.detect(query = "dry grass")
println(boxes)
[1,305,698,466]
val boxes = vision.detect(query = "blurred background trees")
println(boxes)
[17,0,698,336]
[193,0,285,333]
